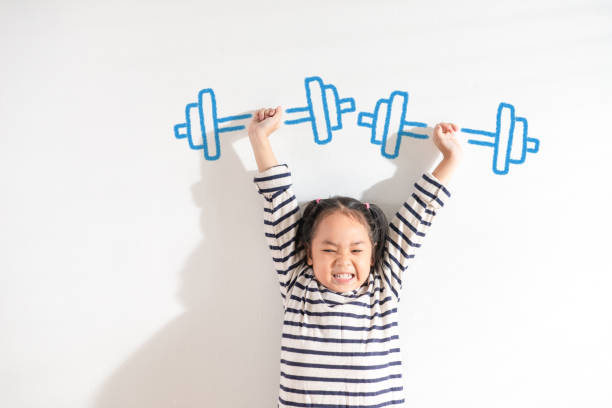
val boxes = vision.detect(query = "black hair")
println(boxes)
[297,196,388,270]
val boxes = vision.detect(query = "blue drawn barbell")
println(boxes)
[357,90,428,159]
[173,76,355,160]
[357,91,540,175]
[461,103,540,175]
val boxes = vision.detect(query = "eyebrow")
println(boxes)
[321,240,366,246]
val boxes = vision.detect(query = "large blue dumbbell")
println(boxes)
[461,103,540,175]
[284,76,355,144]
[357,91,428,159]
[174,89,251,161]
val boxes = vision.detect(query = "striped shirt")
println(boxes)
[254,164,451,408]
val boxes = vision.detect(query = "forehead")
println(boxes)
[312,211,370,241]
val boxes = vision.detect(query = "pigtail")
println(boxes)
[296,199,320,261]
[364,202,388,269]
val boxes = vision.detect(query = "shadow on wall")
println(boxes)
[93,125,440,407]
[361,126,442,218]
[93,124,282,407]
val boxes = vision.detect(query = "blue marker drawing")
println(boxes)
[357,91,428,159]
[284,76,355,144]
[174,76,354,160]
[461,103,540,175]
[174,88,251,161]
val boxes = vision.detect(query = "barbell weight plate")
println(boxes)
[372,98,388,146]
[324,85,340,130]
[509,117,527,164]
[494,103,515,175]
[198,88,221,160]
[305,76,332,145]
[381,91,409,159]
[186,102,204,150]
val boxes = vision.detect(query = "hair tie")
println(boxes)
[365,202,370,210]
[316,198,321,204]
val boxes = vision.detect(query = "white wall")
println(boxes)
[1,0,611,407]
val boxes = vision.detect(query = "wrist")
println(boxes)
[441,152,462,165]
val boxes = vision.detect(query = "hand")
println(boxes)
[432,122,462,161]
[248,106,283,139]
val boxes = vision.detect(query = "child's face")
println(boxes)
[307,211,373,293]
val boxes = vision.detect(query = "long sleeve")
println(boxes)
[381,172,451,300]
[253,164,306,303]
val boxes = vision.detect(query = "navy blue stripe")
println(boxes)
[279,397,404,407]
[265,195,297,214]
[287,268,310,291]
[270,238,298,251]
[423,173,451,197]
[281,346,400,358]
[265,220,300,239]
[280,371,402,384]
[259,185,290,194]
[276,259,304,276]
[386,235,415,260]
[280,384,403,397]
[403,202,431,226]
[380,267,399,299]
[414,183,445,207]
[382,259,403,288]
[395,212,424,237]
[279,267,309,288]
[265,206,299,227]
[293,278,385,298]
[388,223,419,249]
[281,359,401,370]
[274,247,301,263]
[253,172,291,183]
[288,294,394,309]
[385,251,407,273]
[411,193,436,215]
[285,307,397,320]
[271,189,285,200]
[282,333,399,344]
[283,320,397,332]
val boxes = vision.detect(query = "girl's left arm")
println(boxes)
[380,123,461,300]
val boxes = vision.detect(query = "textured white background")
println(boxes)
[1,0,611,407]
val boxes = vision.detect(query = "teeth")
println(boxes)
[334,273,353,279]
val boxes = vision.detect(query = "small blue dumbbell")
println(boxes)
[284,76,355,144]
[174,89,250,161]
[174,77,355,160]
[357,91,428,159]
[461,103,540,175]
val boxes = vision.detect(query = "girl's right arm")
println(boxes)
[249,107,306,302]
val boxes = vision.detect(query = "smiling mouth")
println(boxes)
[333,273,355,282]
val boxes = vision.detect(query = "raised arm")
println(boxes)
[249,107,306,302]
[381,122,462,300]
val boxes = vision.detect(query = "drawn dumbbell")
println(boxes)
[461,103,540,175]
[174,89,250,161]
[174,76,355,160]
[357,91,428,159]
[284,76,356,144]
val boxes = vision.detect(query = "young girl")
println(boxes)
[248,106,462,407]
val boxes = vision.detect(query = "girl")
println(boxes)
[249,106,462,407]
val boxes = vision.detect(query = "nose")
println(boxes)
[335,252,351,266]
